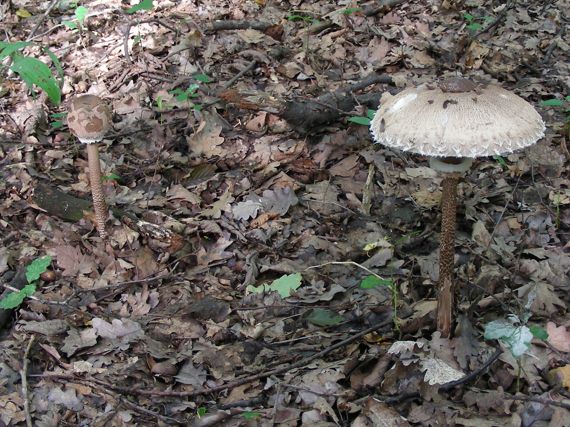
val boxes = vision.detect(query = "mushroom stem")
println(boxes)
[437,174,459,338]
[86,144,108,239]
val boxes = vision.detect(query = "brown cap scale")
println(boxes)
[67,95,112,239]
[370,77,545,337]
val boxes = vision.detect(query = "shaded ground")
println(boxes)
[1,0,569,425]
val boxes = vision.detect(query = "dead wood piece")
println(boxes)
[217,73,392,133]
[281,73,392,134]
[208,20,273,32]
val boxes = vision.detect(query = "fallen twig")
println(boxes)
[20,335,36,427]
[207,20,273,32]
[439,347,502,391]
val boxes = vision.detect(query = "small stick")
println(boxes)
[223,60,257,89]
[20,335,36,427]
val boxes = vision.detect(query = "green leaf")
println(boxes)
[11,56,61,104]
[348,116,371,126]
[342,7,361,15]
[50,112,66,129]
[466,23,482,31]
[463,13,474,21]
[0,41,32,60]
[26,255,52,283]
[367,109,376,120]
[42,47,64,84]
[484,320,533,358]
[360,275,393,290]
[241,411,261,420]
[307,308,344,327]
[540,98,564,107]
[63,20,78,29]
[493,155,507,168]
[196,407,207,417]
[246,273,303,298]
[102,173,121,182]
[75,5,88,23]
[287,14,313,23]
[529,325,548,340]
[194,73,212,83]
[127,0,154,14]
[0,284,36,309]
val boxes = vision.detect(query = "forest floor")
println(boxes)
[1,0,569,425]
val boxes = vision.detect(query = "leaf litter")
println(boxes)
[1,0,570,425]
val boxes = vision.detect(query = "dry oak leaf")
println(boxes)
[546,322,570,352]
[54,244,95,277]
[187,111,225,157]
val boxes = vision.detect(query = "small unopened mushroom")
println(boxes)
[67,95,112,239]
[370,77,545,337]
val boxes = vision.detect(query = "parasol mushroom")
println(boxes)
[67,95,113,239]
[370,77,545,337]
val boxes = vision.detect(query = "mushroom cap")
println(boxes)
[370,78,545,158]
[67,95,112,144]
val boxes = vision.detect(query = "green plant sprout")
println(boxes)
[50,112,67,130]
[241,411,261,420]
[360,275,400,334]
[306,261,400,333]
[286,13,319,25]
[342,7,362,15]
[0,256,52,309]
[62,5,88,30]
[541,96,570,122]
[484,311,548,391]
[0,41,63,104]
[247,273,303,298]
[102,172,122,183]
[193,73,212,83]
[348,109,375,126]
[493,155,508,169]
[463,13,494,32]
[127,0,154,14]
[307,308,344,327]
[196,407,207,417]
[169,83,201,110]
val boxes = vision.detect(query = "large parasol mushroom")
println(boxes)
[370,77,545,337]
[67,95,112,239]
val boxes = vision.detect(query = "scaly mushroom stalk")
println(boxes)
[437,174,459,337]
[86,143,108,239]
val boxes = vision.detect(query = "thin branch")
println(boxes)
[20,335,36,427]
[27,0,60,41]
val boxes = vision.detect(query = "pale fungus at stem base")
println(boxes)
[370,77,545,338]
[67,95,113,239]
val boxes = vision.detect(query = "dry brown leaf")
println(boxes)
[546,322,570,352]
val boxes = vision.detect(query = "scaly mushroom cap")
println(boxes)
[370,78,545,158]
[67,95,112,143]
